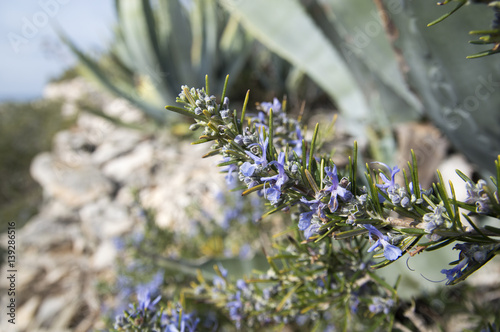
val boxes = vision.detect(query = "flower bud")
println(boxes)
[189,123,201,131]
[234,135,244,145]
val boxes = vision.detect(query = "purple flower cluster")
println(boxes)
[324,166,353,212]
[373,162,434,208]
[362,224,402,261]
[261,152,289,205]
[422,204,448,237]
[299,165,353,239]
[299,197,325,239]
[373,162,411,207]
[114,272,202,332]
[369,297,395,315]
[226,279,248,329]
[163,307,201,332]
[114,299,201,332]
[441,243,494,285]
[465,179,495,214]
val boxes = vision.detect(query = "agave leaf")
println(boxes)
[58,30,168,123]
[116,1,158,76]
[384,0,500,175]
[315,0,423,119]
[64,0,256,124]
[158,0,196,85]
[220,0,371,139]
[201,0,219,79]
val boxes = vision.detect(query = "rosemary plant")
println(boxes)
[111,76,500,331]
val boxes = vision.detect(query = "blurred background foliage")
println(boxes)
[219,0,500,175]
[0,98,75,264]
[61,0,500,175]
[0,99,74,234]
[60,0,328,125]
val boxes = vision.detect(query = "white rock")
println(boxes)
[91,128,144,166]
[15,296,41,331]
[52,130,93,168]
[91,240,117,270]
[103,98,144,123]
[12,204,81,252]
[115,186,136,207]
[76,112,116,144]
[35,294,70,327]
[101,141,154,183]
[79,197,133,242]
[43,77,93,102]
[31,152,113,208]
[140,141,225,231]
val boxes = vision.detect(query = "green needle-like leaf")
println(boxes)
[308,123,320,173]
[427,0,467,27]
[277,282,303,312]
[242,183,265,196]
[305,169,320,194]
[240,90,250,133]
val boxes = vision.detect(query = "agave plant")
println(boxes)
[61,0,255,124]
[220,0,500,175]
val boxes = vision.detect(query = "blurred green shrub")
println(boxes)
[0,100,74,233]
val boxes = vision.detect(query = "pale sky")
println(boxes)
[0,1,115,101]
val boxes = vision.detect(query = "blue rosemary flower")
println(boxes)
[323,165,353,212]
[261,152,289,205]
[374,162,400,193]
[350,293,360,313]
[303,221,321,240]
[212,264,228,291]
[299,197,327,239]
[163,306,201,332]
[239,162,260,189]
[422,204,448,234]
[465,179,493,214]
[246,140,268,166]
[261,152,288,189]
[226,291,244,329]
[220,157,239,189]
[362,224,402,261]
[260,97,282,114]
[240,162,256,177]
[136,288,161,312]
[236,279,247,290]
[281,124,305,156]
[135,271,164,312]
[368,297,395,315]
[441,243,494,285]
[262,186,280,205]
[441,257,469,285]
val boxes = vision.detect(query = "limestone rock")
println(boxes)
[30,153,113,208]
[103,97,144,123]
[79,197,133,242]
[91,128,144,166]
